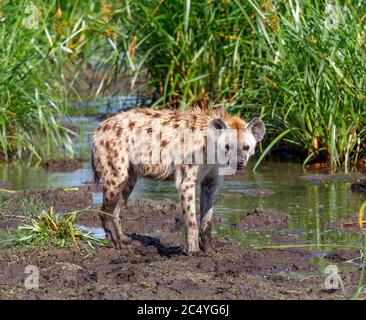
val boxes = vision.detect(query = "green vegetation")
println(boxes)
[1,0,365,170]
[15,207,106,248]
[1,1,72,160]
[117,0,366,171]
[353,201,366,299]
[0,192,106,249]
[0,0,119,161]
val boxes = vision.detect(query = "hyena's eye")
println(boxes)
[243,145,250,151]
[225,144,230,151]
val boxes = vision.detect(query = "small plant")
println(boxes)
[15,207,107,249]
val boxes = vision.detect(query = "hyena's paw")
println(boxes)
[185,241,203,256]
[106,233,133,250]
[199,234,213,253]
[198,226,214,253]
[184,249,205,257]
[117,238,133,249]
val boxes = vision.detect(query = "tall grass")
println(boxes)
[119,1,260,108]
[0,0,74,160]
[259,0,366,171]
[117,0,366,171]
[354,200,366,299]
[0,0,122,161]
[1,0,365,169]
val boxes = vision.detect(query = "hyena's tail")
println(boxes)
[91,143,101,184]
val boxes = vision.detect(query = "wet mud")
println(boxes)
[326,214,366,233]
[43,158,84,172]
[232,208,291,233]
[0,187,365,300]
[351,180,366,193]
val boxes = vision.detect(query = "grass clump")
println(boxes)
[118,0,257,108]
[0,228,16,248]
[15,207,107,249]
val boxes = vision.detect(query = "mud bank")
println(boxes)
[326,214,366,233]
[0,187,365,300]
[43,158,84,172]
[301,173,366,184]
[232,208,291,233]
[0,181,11,190]
[1,237,364,299]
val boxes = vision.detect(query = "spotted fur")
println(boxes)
[92,107,265,254]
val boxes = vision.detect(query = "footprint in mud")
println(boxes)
[43,262,97,288]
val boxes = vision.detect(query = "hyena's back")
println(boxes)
[92,107,241,183]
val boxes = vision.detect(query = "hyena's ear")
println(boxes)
[247,117,266,142]
[209,118,227,130]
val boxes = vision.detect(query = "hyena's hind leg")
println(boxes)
[199,176,218,252]
[100,164,137,247]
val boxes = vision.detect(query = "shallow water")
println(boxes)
[0,115,365,251]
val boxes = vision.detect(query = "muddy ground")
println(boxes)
[0,186,365,300]
[42,158,84,172]
[232,208,291,233]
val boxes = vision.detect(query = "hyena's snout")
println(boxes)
[236,152,246,170]
[225,153,246,170]
[226,149,246,170]
[236,159,245,170]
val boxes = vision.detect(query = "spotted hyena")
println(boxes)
[92,107,265,254]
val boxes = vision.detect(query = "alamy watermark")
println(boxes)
[100,118,252,176]
[324,264,342,291]
[24,265,39,290]
[23,1,40,30]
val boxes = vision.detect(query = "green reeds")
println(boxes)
[117,0,366,171]
[2,0,365,169]
[0,0,75,161]
[0,0,121,161]
[259,0,366,171]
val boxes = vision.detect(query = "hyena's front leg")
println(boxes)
[101,190,127,247]
[100,168,135,247]
[179,179,200,255]
[199,177,218,252]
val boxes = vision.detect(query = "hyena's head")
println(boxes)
[208,117,266,171]
[235,118,266,169]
